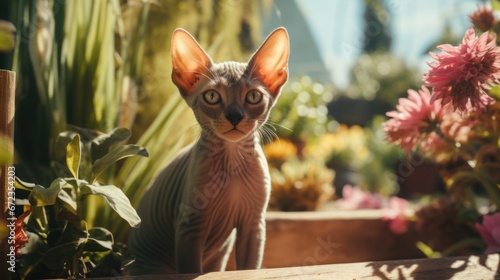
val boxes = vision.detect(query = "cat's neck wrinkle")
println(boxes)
[197,132,258,156]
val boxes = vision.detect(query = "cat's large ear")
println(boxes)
[247,28,290,98]
[171,29,212,96]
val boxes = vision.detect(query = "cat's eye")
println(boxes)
[245,90,262,104]
[203,90,221,104]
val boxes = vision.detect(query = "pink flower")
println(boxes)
[383,196,410,235]
[470,5,495,32]
[424,28,500,113]
[419,112,474,161]
[476,213,500,254]
[383,86,443,157]
[337,185,383,210]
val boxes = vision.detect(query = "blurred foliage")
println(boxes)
[415,196,483,257]
[8,0,149,177]
[0,134,13,165]
[362,0,392,53]
[0,20,15,52]
[263,137,336,212]
[263,139,297,168]
[268,156,335,211]
[269,76,336,141]
[305,118,403,196]
[359,116,403,195]
[345,52,420,106]
[333,0,419,113]
[305,124,369,169]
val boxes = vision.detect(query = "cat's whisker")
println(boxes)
[191,127,203,140]
[183,70,216,85]
[188,57,217,82]
[259,125,279,144]
[193,59,220,84]
[263,122,278,132]
[258,129,270,144]
[265,120,292,132]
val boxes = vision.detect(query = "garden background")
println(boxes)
[0,0,499,278]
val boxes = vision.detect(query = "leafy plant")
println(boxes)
[15,128,147,278]
[304,119,402,196]
[346,52,419,105]
[306,124,370,169]
[269,157,335,211]
[359,116,403,195]
[269,76,336,141]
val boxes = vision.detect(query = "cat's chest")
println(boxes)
[200,154,266,194]
[192,144,270,207]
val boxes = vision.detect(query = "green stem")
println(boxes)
[71,244,85,278]
[465,187,477,210]
[442,238,485,257]
[434,126,500,209]
[474,169,500,209]
[433,125,475,166]
[75,181,83,220]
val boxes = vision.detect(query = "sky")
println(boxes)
[294,0,485,89]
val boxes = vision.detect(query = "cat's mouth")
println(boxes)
[220,127,249,142]
[222,127,245,135]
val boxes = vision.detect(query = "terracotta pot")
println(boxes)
[262,210,424,268]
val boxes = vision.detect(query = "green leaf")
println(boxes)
[42,241,83,270]
[84,227,113,252]
[15,177,38,192]
[0,20,15,52]
[29,178,66,206]
[0,135,13,164]
[91,144,148,183]
[489,84,500,101]
[91,127,131,163]
[58,188,77,213]
[85,251,122,278]
[457,208,480,222]
[67,134,82,179]
[26,206,49,234]
[54,131,79,168]
[416,241,441,258]
[80,183,141,227]
[57,207,84,229]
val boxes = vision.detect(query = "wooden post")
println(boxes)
[0,69,15,213]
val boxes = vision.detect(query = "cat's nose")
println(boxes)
[225,107,244,127]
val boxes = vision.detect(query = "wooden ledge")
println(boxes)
[116,254,499,279]
[266,209,390,220]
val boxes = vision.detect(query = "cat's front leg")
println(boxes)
[235,217,266,270]
[175,227,204,273]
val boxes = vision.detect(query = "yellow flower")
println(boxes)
[269,157,335,211]
[305,124,370,164]
[263,139,297,164]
